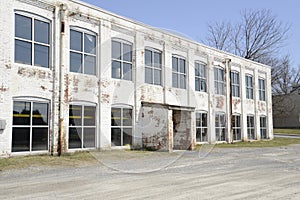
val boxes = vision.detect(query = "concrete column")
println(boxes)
[207,55,216,143]
[225,59,232,143]
[240,66,247,141]
[254,68,260,140]
[167,109,173,152]
[265,68,273,139]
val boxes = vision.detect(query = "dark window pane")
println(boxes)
[180,74,186,89]
[32,103,48,125]
[15,40,32,65]
[32,127,48,151]
[112,61,121,79]
[145,67,153,84]
[202,128,208,142]
[145,49,152,66]
[196,113,201,127]
[70,52,82,73]
[112,41,121,59]
[111,108,121,126]
[84,34,96,54]
[34,44,49,68]
[154,52,161,68]
[15,14,32,40]
[202,114,207,126]
[195,63,200,76]
[84,106,96,126]
[84,55,96,75]
[83,128,95,148]
[70,30,82,51]
[69,105,82,126]
[13,101,31,125]
[123,63,132,80]
[201,80,206,92]
[172,73,178,88]
[179,59,185,73]
[195,78,200,91]
[123,43,132,62]
[34,19,49,44]
[172,57,178,72]
[154,69,161,85]
[111,128,121,146]
[123,128,132,146]
[69,127,82,149]
[12,127,30,152]
[196,128,201,142]
[123,108,132,126]
[200,65,205,77]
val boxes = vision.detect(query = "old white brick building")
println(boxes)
[0,0,273,155]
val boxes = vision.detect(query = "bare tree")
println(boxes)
[206,21,232,52]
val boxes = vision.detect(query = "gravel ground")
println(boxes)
[1,144,300,200]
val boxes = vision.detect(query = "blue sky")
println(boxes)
[82,0,299,67]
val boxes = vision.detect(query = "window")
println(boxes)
[247,115,255,140]
[70,29,96,75]
[172,56,186,89]
[196,112,208,142]
[12,100,49,152]
[232,115,241,140]
[145,48,162,85]
[69,105,96,149]
[112,40,132,80]
[246,75,253,99]
[214,67,225,95]
[260,116,267,139]
[215,112,225,141]
[231,71,240,97]
[15,13,50,68]
[195,62,207,92]
[111,107,132,146]
[258,78,266,101]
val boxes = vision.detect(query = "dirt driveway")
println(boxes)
[1,145,300,199]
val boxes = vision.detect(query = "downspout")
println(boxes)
[58,4,67,156]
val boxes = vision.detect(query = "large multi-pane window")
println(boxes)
[246,75,254,99]
[258,78,266,101]
[195,62,207,92]
[111,107,133,146]
[196,112,208,142]
[12,101,49,152]
[232,115,241,141]
[145,48,162,85]
[260,116,267,139]
[215,112,226,141]
[231,71,240,97]
[172,56,186,89]
[247,115,255,140]
[214,67,225,95]
[15,13,50,68]
[70,28,96,75]
[69,105,96,149]
[112,40,133,80]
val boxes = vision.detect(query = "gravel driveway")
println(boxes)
[1,144,300,200]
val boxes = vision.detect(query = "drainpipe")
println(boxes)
[225,58,233,143]
[58,4,67,156]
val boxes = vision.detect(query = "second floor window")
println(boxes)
[15,13,50,68]
[258,78,266,101]
[172,56,186,89]
[214,67,225,95]
[195,62,206,92]
[112,40,132,80]
[231,71,240,97]
[145,48,162,85]
[246,75,254,99]
[70,29,96,75]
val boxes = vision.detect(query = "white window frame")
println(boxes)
[195,61,207,92]
[144,47,162,85]
[215,112,226,141]
[232,114,241,141]
[260,116,267,139]
[258,78,266,101]
[247,115,255,140]
[196,112,208,143]
[246,75,254,99]
[231,71,240,97]
[14,11,51,68]
[172,55,186,89]
[214,66,225,95]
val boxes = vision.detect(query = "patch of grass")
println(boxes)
[273,129,300,135]
[0,151,96,172]
[213,138,300,148]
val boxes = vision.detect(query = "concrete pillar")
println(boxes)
[240,66,247,141]
[167,109,173,152]
[207,55,216,143]
[254,68,260,140]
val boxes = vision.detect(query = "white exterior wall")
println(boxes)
[0,0,273,155]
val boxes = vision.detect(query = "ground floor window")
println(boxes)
[232,115,241,140]
[196,112,208,142]
[215,112,225,141]
[260,116,267,139]
[69,104,96,149]
[12,100,49,152]
[111,107,132,146]
[247,115,255,140]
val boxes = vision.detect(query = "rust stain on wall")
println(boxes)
[64,74,69,103]
[0,84,8,92]
[216,96,224,109]
[101,93,110,104]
